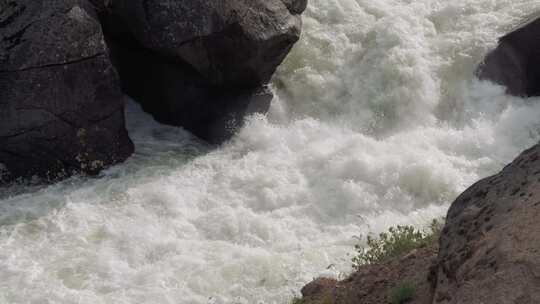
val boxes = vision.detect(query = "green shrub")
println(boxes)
[291,297,305,304]
[423,218,444,244]
[352,219,444,268]
[389,281,416,304]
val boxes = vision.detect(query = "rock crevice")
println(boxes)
[0,52,105,73]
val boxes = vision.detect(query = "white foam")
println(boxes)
[2,0,540,303]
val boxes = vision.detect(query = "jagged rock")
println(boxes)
[433,143,540,303]
[99,0,305,143]
[0,0,133,182]
[477,17,540,96]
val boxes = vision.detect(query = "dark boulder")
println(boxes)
[477,17,540,96]
[99,0,305,143]
[281,0,309,15]
[0,0,133,183]
[101,0,303,86]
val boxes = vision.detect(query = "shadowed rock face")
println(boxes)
[104,35,273,143]
[98,0,306,143]
[0,0,133,182]
[477,17,540,96]
[433,143,540,304]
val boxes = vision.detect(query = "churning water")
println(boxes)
[2,0,540,303]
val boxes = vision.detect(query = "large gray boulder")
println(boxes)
[432,143,540,303]
[477,17,540,96]
[0,0,133,182]
[102,0,304,86]
[99,0,306,143]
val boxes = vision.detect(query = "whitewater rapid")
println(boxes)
[2,0,540,303]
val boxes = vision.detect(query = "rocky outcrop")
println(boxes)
[0,0,133,182]
[98,0,305,143]
[432,143,540,303]
[300,245,438,304]
[477,16,540,96]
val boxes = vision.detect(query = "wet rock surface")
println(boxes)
[477,16,540,96]
[0,0,133,182]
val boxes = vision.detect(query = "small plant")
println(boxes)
[352,219,444,268]
[389,281,416,304]
[291,297,305,304]
[423,218,444,244]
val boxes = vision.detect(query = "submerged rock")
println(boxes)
[432,143,540,303]
[477,16,540,96]
[99,0,305,143]
[0,0,133,182]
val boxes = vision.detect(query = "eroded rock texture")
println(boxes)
[433,143,540,303]
[99,0,306,143]
[0,0,133,182]
[477,17,540,96]
[299,245,438,304]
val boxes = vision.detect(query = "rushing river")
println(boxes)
[2,0,540,303]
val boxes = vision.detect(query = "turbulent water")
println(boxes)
[2,0,540,303]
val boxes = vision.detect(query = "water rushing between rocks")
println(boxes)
[2,0,540,303]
